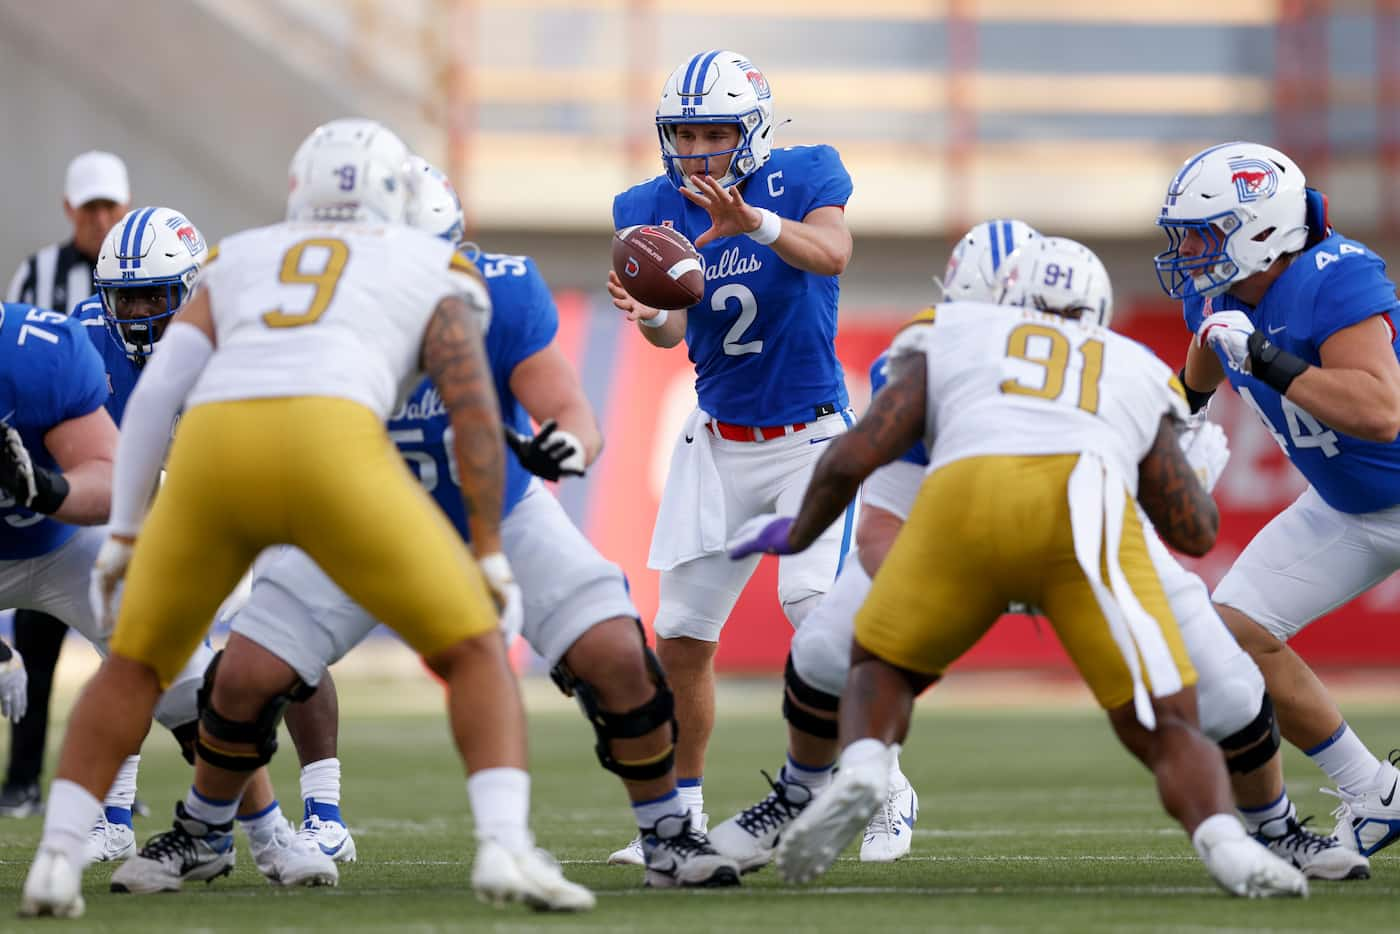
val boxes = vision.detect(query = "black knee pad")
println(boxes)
[551,621,678,781]
[194,649,316,772]
[1220,693,1282,774]
[783,655,839,740]
[171,720,200,766]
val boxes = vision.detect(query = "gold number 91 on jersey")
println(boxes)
[999,323,1105,415]
[263,238,350,328]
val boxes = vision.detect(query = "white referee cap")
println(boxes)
[65,151,130,207]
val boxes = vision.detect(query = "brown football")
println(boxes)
[612,225,706,310]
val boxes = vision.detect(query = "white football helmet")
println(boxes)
[286,118,410,224]
[938,219,1040,303]
[656,50,775,190]
[93,206,209,365]
[1155,141,1308,299]
[997,236,1114,327]
[404,156,465,243]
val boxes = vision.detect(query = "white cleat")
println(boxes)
[710,774,813,873]
[109,803,236,894]
[1195,815,1308,898]
[298,813,358,864]
[84,812,137,864]
[776,749,891,884]
[471,839,595,912]
[1253,812,1369,880]
[860,768,917,863]
[607,834,644,866]
[18,847,85,919]
[1325,752,1400,858]
[252,817,339,887]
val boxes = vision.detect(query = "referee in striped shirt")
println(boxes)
[1,150,128,818]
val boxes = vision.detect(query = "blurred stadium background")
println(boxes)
[1,0,1398,677]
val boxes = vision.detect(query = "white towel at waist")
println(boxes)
[648,409,727,571]
[1066,452,1186,731]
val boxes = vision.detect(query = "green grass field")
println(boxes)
[1,674,1396,932]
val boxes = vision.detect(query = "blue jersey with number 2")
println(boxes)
[1183,231,1400,513]
[613,145,852,425]
[389,251,556,541]
[0,303,109,559]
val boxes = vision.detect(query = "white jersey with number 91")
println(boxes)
[890,302,1188,491]
[189,220,489,419]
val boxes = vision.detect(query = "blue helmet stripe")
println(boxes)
[680,52,706,100]
[1001,220,1014,262]
[118,210,142,270]
[129,207,157,270]
[691,50,723,97]
[988,221,1002,270]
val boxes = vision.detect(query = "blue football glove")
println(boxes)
[727,514,798,559]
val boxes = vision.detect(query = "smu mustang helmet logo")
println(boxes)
[1228,157,1278,203]
[736,59,771,100]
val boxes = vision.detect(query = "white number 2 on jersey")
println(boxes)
[713,283,762,356]
[1238,386,1340,457]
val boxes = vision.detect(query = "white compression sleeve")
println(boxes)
[108,322,214,537]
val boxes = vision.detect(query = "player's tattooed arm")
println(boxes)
[1137,415,1219,557]
[789,354,927,550]
[423,293,506,557]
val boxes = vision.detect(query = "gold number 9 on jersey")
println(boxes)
[999,323,1105,414]
[262,238,350,328]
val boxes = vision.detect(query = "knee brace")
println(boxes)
[1218,693,1282,774]
[783,655,839,740]
[194,649,316,772]
[171,720,200,766]
[550,622,678,781]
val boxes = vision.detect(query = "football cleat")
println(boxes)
[85,812,137,864]
[0,782,42,818]
[642,813,741,888]
[1253,812,1369,880]
[776,751,890,884]
[299,813,358,863]
[471,839,595,912]
[1325,751,1400,857]
[710,772,813,873]
[1195,814,1308,898]
[860,767,918,863]
[18,846,85,919]
[108,802,235,894]
[607,834,644,867]
[250,813,340,886]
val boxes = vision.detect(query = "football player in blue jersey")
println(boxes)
[607,50,856,853]
[0,293,196,867]
[194,159,740,889]
[70,207,337,884]
[1159,140,1400,858]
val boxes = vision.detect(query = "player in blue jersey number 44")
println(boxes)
[607,50,856,863]
[1158,140,1400,858]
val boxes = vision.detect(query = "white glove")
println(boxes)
[478,552,523,647]
[1178,411,1231,494]
[0,646,27,723]
[1196,310,1255,374]
[89,536,135,639]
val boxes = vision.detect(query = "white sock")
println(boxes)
[103,755,139,811]
[1238,789,1293,834]
[630,789,688,832]
[889,747,908,786]
[1192,812,1247,860]
[676,778,704,823]
[39,779,103,869]
[183,786,239,829]
[237,799,288,847]
[781,754,834,793]
[840,738,891,770]
[1306,722,1381,794]
[467,767,532,852]
[300,758,342,806]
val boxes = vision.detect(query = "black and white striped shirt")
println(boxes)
[5,241,95,315]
